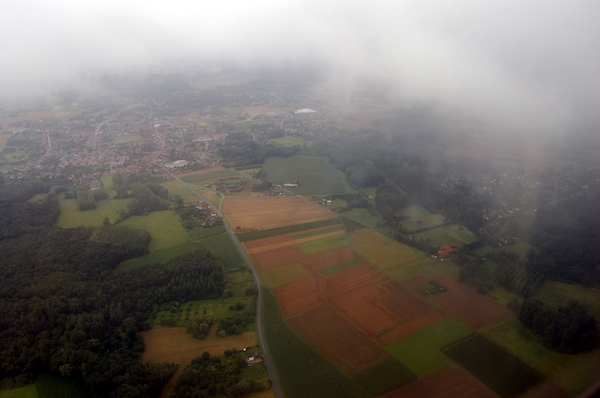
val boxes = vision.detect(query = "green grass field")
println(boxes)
[497,241,539,256]
[262,156,347,194]
[397,205,445,231]
[100,175,117,197]
[531,280,600,320]
[56,198,134,228]
[189,225,226,240]
[339,215,368,232]
[180,169,239,183]
[442,334,543,398]
[112,135,140,143]
[481,318,600,394]
[0,374,86,398]
[342,208,383,229]
[237,219,341,242]
[119,210,191,252]
[261,288,371,398]
[384,318,473,377]
[268,136,307,147]
[295,234,349,254]
[320,257,365,276]
[262,263,310,288]
[414,224,477,247]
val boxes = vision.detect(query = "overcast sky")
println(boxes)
[1,0,598,131]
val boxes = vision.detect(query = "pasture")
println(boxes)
[381,367,496,398]
[261,289,371,398]
[481,318,600,394]
[396,205,445,231]
[343,208,383,228]
[442,334,543,398]
[349,228,425,271]
[384,318,473,377]
[414,224,477,247]
[222,197,335,230]
[56,198,134,228]
[141,325,256,364]
[287,304,391,374]
[262,156,348,194]
[112,135,140,143]
[119,211,191,252]
[431,276,512,329]
[531,280,600,320]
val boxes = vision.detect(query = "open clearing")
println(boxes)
[222,197,335,230]
[56,198,134,228]
[342,208,384,229]
[119,211,191,252]
[396,205,445,231]
[384,317,473,377]
[431,276,512,328]
[141,325,256,364]
[414,224,477,247]
[349,228,425,270]
[262,156,348,194]
[442,334,543,398]
[531,280,600,320]
[382,367,496,398]
[287,305,391,374]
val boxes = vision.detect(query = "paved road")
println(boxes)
[166,169,283,398]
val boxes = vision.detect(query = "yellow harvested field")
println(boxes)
[247,230,345,254]
[222,197,335,230]
[141,325,256,364]
[262,263,310,288]
[349,228,425,270]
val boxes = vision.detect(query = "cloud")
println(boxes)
[1,0,598,130]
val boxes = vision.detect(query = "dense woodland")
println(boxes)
[217,132,300,167]
[0,181,227,396]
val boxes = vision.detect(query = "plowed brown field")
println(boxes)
[222,197,335,230]
[275,274,324,317]
[382,367,496,398]
[251,246,305,271]
[431,276,513,328]
[251,243,356,273]
[288,305,391,374]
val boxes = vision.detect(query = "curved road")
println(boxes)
[165,169,283,398]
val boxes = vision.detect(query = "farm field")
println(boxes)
[262,263,310,288]
[246,229,345,254]
[141,325,256,364]
[237,218,341,241]
[112,135,139,143]
[261,289,370,398]
[414,224,477,247]
[349,228,425,271]
[431,276,512,328]
[382,367,496,398]
[119,210,191,252]
[496,241,539,256]
[275,274,324,317]
[481,318,600,394]
[180,168,239,183]
[287,305,391,374]
[262,155,348,194]
[222,197,335,230]
[56,198,134,228]
[384,317,473,377]
[0,132,13,146]
[342,208,383,228]
[352,359,416,396]
[442,334,543,398]
[396,205,445,231]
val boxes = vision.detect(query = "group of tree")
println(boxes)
[110,171,170,221]
[519,300,598,353]
[167,351,267,398]
[0,181,229,396]
[76,188,97,210]
[217,132,300,167]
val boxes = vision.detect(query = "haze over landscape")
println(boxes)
[1,1,599,398]
[2,0,599,131]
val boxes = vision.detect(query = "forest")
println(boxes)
[0,181,227,396]
[217,131,300,167]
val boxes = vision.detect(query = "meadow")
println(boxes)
[384,318,473,377]
[396,205,445,231]
[119,210,191,252]
[56,198,134,228]
[413,224,477,247]
[262,155,347,194]
[342,208,383,229]
[531,280,600,320]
